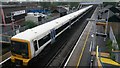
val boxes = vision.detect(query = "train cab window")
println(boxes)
[34,40,38,51]
[11,41,29,59]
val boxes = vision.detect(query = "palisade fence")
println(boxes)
[1,25,27,43]
[109,26,119,50]
[109,26,120,63]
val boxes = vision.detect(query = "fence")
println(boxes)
[109,26,120,63]
[109,26,119,50]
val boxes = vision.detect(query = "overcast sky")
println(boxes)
[0,0,120,2]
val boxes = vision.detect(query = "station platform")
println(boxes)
[64,7,99,67]
[64,6,120,67]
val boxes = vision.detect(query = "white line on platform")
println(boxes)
[89,41,92,52]
[0,57,11,65]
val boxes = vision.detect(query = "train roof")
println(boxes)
[12,5,93,41]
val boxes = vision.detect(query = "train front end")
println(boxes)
[10,38,31,66]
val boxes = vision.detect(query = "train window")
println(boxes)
[38,34,50,47]
[56,22,69,34]
[34,40,38,51]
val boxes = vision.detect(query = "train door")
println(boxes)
[33,40,39,56]
[69,19,72,29]
[50,29,56,44]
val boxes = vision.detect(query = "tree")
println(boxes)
[24,20,37,29]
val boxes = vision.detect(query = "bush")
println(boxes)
[117,38,120,50]
[110,53,115,61]
[106,39,115,60]
[24,20,37,29]
[106,39,113,52]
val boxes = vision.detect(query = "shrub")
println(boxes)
[106,39,113,52]
[24,20,37,29]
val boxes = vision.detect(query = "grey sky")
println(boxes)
[0,0,120,2]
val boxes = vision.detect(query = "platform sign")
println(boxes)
[12,10,25,16]
[50,29,56,44]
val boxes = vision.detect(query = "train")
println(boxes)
[10,5,93,66]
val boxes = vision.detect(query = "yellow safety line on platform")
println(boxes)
[96,46,99,59]
[96,46,102,68]
[100,57,120,66]
[96,22,106,26]
[76,25,92,68]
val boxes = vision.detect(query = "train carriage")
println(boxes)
[10,5,93,65]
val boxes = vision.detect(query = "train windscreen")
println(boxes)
[11,41,29,59]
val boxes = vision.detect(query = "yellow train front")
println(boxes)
[10,38,32,66]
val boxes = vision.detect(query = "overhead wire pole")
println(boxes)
[11,12,15,33]
[0,3,7,32]
[105,9,109,39]
[5,12,15,35]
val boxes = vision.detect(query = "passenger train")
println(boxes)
[10,5,93,65]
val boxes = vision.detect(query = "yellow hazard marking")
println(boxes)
[100,52,110,58]
[112,50,120,52]
[76,25,92,68]
[96,22,106,26]
[91,51,110,58]
[100,57,120,66]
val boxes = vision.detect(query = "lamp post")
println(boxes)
[105,9,109,35]
[10,12,15,35]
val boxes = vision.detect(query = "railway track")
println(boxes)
[2,5,96,68]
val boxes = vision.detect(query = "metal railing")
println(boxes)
[109,26,120,63]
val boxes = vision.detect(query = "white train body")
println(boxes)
[10,5,93,65]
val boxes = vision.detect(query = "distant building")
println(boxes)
[1,2,42,25]
[99,5,120,22]
[51,6,69,17]
[1,5,26,25]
